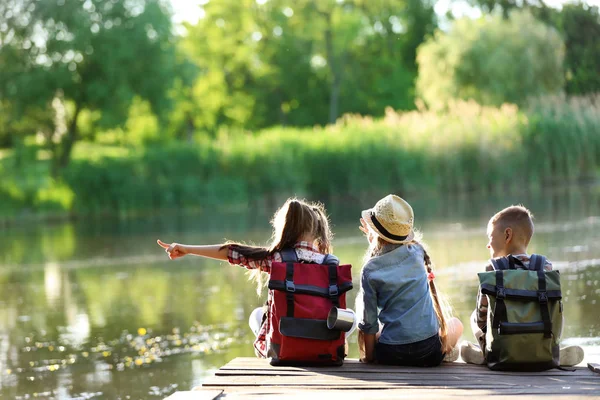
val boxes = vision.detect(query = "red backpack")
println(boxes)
[266,249,353,366]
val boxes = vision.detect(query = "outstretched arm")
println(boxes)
[157,239,228,261]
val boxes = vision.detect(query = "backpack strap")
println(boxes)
[490,257,510,270]
[280,249,297,318]
[491,269,508,331]
[280,248,299,263]
[529,254,547,272]
[531,254,552,338]
[492,255,527,270]
[323,254,340,307]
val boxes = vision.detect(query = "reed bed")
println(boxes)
[1,95,599,220]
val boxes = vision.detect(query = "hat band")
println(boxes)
[370,213,409,242]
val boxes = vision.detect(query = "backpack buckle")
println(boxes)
[538,291,548,304]
[329,284,339,296]
[285,280,296,293]
[496,287,506,299]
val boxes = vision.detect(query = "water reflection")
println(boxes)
[0,184,599,399]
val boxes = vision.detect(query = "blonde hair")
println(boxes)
[489,205,534,246]
[363,233,454,353]
[227,198,333,295]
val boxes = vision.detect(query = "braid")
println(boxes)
[422,245,451,353]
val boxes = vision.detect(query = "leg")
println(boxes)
[444,317,464,349]
[460,310,485,364]
[442,317,463,362]
[470,309,486,349]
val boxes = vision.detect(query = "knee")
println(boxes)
[450,317,464,337]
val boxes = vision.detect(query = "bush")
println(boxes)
[416,11,565,109]
[3,95,600,220]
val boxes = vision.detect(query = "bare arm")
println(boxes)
[358,331,376,363]
[157,240,228,261]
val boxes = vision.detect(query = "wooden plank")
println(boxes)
[189,357,599,399]
[164,390,223,400]
[187,388,590,399]
[215,367,592,377]
[201,382,597,395]
[219,358,592,377]
[203,373,600,384]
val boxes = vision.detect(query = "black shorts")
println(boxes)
[375,333,445,367]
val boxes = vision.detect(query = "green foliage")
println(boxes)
[123,97,160,147]
[416,11,565,109]
[2,95,596,221]
[0,0,176,169]
[466,0,531,18]
[34,179,75,212]
[533,3,600,95]
[175,0,434,132]
[2,0,438,153]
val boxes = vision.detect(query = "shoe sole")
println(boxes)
[560,346,584,367]
[460,343,485,365]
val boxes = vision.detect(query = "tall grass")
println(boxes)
[1,95,599,220]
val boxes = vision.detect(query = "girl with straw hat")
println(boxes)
[356,194,463,366]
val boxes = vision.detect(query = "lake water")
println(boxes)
[1,185,599,399]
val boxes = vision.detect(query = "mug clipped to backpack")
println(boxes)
[266,249,353,366]
[478,254,563,371]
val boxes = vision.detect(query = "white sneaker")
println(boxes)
[559,345,584,367]
[443,345,459,363]
[460,341,485,365]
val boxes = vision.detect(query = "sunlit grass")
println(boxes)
[1,94,599,221]
[72,142,131,161]
[0,148,13,160]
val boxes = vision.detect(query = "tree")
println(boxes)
[0,0,175,173]
[465,0,536,18]
[416,11,565,109]
[178,0,436,130]
[533,3,600,95]
[342,0,436,114]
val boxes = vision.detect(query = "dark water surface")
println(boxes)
[1,186,599,399]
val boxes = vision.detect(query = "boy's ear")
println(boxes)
[504,227,513,243]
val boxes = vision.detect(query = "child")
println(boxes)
[460,205,584,366]
[356,194,463,366]
[157,198,339,358]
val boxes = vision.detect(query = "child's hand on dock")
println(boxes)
[157,239,188,260]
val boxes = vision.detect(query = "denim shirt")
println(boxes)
[356,243,439,345]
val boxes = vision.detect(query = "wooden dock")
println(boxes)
[167,358,600,399]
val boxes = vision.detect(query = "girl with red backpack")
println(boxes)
[157,198,353,364]
[357,194,463,366]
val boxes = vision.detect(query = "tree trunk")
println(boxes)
[324,14,341,125]
[186,114,195,143]
[277,89,288,126]
[52,104,81,176]
[329,76,341,125]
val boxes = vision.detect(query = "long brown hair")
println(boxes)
[364,236,453,353]
[225,198,333,295]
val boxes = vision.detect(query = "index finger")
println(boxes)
[157,239,170,249]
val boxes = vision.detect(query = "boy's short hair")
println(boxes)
[489,205,534,244]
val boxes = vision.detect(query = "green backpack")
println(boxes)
[478,254,563,371]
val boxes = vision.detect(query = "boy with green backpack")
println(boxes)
[461,205,584,369]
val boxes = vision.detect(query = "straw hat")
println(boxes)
[361,195,415,244]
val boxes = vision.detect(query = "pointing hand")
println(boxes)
[157,239,188,260]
